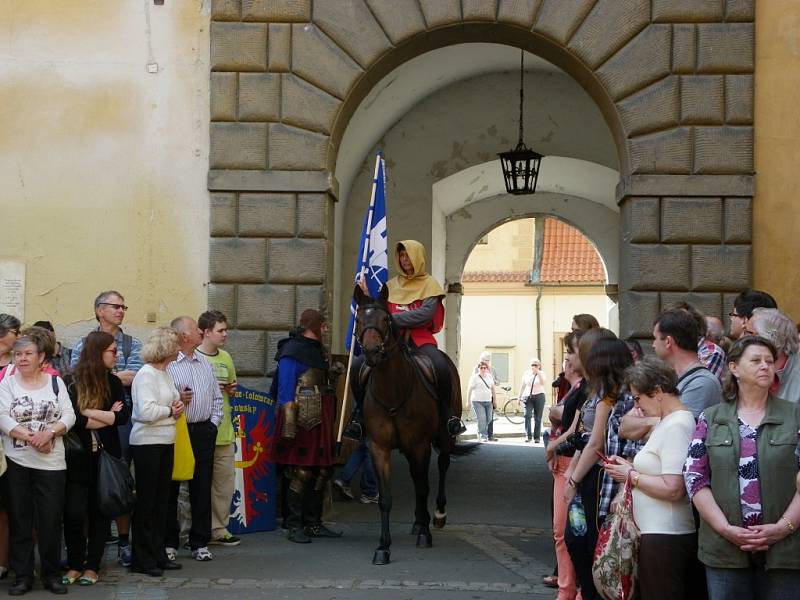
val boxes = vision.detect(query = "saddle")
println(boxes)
[358,352,439,397]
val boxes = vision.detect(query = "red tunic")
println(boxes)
[269,392,336,467]
[388,298,444,348]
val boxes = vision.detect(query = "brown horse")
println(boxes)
[353,284,474,565]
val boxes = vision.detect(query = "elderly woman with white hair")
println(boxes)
[518,357,547,443]
[747,307,800,403]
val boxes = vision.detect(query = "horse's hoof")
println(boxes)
[411,523,421,535]
[433,510,447,529]
[416,531,432,548]
[372,549,391,565]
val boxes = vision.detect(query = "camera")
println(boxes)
[557,431,590,456]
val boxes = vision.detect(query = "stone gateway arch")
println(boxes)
[207,0,753,388]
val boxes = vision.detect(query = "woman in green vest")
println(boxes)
[684,336,800,599]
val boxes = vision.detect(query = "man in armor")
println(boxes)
[269,310,342,544]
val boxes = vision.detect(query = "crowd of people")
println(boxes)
[542,291,800,600]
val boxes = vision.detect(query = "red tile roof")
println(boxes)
[462,219,605,284]
[540,219,605,283]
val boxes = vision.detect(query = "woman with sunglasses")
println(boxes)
[519,358,547,443]
[467,362,495,442]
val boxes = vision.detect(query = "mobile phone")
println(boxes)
[595,449,608,463]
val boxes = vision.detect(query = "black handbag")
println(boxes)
[96,441,136,517]
[64,430,85,459]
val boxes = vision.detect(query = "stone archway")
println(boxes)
[207,1,753,387]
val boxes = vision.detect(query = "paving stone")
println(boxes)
[268,124,328,170]
[210,72,237,121]
[268,23,292,71]
[366,0,427,44]
[239,193,296,237]
[209,238,268,283]
[418,0,461,28]
[238,73,281,122]
[281,74,341,135]
[694,126,753,174]
[211,22,268,72]
[661,197,722,243]
[681,76,724,125]
[697,23,753,73]
[210,192,237,237]
[595,25,671,101]
[616,76,679,137]
[533,0,594,45]
[268,238,327,284]
[242,0,310,21]
[652,0,723,22]
[569,0,650,69]
[210,123,268,170]
[313,0,392,68]
[237,284,296,328]
[724,197,752,243]
[497,0,541,27]
[628,127,693,174]
[292,23,363,99]
[691,245,751,291]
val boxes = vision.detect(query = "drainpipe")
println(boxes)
[530,218,545,363]
[535,284,543,361]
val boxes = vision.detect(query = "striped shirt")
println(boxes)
[167,350,223,426]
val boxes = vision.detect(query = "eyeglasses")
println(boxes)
[632,395,640,404]
[531,363,540,367]
[104,348,118,354]
[100,303,128,311]
[728,312,741,318]
[479,365,488,369]
[9,329,19,336]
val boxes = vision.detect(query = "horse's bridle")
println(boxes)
[356,303,395,361]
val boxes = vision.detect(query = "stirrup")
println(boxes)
[447,416,466,436]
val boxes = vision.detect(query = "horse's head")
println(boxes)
[354,284,393,366]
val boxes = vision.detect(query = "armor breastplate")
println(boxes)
[295,367,326,430]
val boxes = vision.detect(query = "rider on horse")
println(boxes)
[348,240,467,438]
[268,309,343,544]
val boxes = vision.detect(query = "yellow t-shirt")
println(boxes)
[196,348,237,446]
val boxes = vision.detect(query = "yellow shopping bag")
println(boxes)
[172,413,195,481]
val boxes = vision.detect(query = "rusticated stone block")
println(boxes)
[209,238,268,283]
[297,193,327,237]
[237,284,296,329]
[268,23,291,72]
[534,0,594,45]
[210,193,237,237]
[691,245,751,291]
[268,124,328,170]
[724,197,752,243]
[725,75,753,125]
[596,25,671,101]
[292,24,363,99]
[210,22,267,72]
[569,0,650,70]
[210,73,237,121]
[281,74,340,135]
[239,193,296,237]
[694,127,753,174]
[672,24,696,74]
[697,23,753,73]
[621,196,660,243]
[726,0,754,22]
[681,76,724,125]
[660,292,721,320]
[624,244,690,291]
[462,0,497,21]
[366,0,427,44]
[242,0,310,21]
[418,0,461,28]
[212,0,240,21]
[238,73,280,122]
[210,123,268,170]
[619,291,660,338]
[226,329,266,376]
[266,330,289,374]
[497,0,541,27]
[628,127,693,174]
[661,197,723,243]
[616,76,679,137]
[268,239,327,284]
[296,285,324,318]
[207,284,236,324]
[313,0,392,68]
[652,0,723,22]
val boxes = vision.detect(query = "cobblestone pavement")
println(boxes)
[13,442,557,598]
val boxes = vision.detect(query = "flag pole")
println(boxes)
[336,154,382,446]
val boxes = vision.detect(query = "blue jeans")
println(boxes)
[705,564,800,600]
[341,437,377,496]
[524,393,545,441]
[472,402,493,438]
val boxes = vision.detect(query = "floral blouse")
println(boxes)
[684,413,800,527]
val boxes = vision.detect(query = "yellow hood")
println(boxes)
[387,240,445,305]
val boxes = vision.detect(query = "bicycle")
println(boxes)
[497,386,524,425]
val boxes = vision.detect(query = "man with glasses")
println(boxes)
[70,290,143,567]
[728,289,778,339]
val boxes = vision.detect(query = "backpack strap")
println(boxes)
[51,374,59,396]
[121,334,133,365]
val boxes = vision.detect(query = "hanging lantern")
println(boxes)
[498,50,544,195]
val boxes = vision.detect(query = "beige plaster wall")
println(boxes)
[754,1,800,320]
[464,219,535,273]
[0,1,211,343]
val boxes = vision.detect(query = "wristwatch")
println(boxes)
[48,427,57,436]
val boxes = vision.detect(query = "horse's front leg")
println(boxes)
[433,444,450,529]
[407,444,432,547]
[370,443,392,565]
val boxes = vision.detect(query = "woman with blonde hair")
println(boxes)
[129,327,185,577]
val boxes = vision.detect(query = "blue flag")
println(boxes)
[346,154,388,352]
